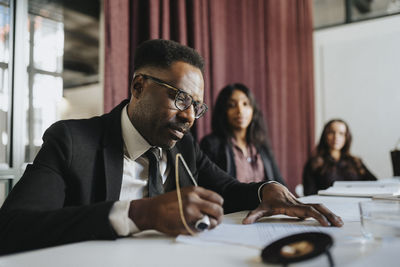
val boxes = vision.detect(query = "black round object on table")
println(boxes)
[261,232,334,266]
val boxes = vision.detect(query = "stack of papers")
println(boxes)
[318,180,400,197]
[177,222,338,249]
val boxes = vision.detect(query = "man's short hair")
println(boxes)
[134,39,204,74]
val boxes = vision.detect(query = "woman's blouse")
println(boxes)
[200,133,286,185]
[302,155,377,196]
[230,138,265,183]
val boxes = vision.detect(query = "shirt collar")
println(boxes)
[121,104,153,160]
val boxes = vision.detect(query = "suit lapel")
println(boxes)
[225,143,235,177]
[102,100,128,201]
[103,143,123,201]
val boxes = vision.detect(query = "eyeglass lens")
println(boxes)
[175,91,207,118]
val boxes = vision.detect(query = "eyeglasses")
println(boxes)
[138,74,208,119]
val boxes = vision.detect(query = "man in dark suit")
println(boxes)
[0,39,342,255]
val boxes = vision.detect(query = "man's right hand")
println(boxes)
[129,186,224,235]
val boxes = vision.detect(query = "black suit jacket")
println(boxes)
[200,134,286,186]
[0,100,262,255]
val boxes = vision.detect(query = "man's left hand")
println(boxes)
[242,182,343,227]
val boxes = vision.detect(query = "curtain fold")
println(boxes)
[104,0,131,113]
[104,0,314,192]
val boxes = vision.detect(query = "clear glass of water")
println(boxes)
[359,200,400,239]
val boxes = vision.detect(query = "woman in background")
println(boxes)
[200,83,286,185]
[302,119,376,196]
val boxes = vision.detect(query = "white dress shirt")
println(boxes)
[109,105,168,235]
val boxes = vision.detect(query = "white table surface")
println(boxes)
[0,196,399,267]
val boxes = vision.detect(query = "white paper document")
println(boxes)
[176,222,338,249]
[300,195,362,222]
[332,180,400,187]
[318,180,400,197]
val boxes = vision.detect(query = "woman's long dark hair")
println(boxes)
[316,119,352,157]
[211,83,269,147]
[313,119,364,175]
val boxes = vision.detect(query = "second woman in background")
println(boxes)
[200,83,286,185]
[302,119,377,196]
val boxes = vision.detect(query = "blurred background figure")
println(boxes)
[200,83,285,185]
[303,119,376,196]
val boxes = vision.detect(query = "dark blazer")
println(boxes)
[0,100,263,255]
[302,155,377,196]
[200,134,286,186]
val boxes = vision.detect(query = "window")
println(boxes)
[25,3,64,161]
[0,0,10,169]
[0,0,11,206]
[0,0,101,204]
[313,0,400,29]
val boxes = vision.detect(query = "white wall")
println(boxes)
[60,83,104,120]
[314,15,400,179]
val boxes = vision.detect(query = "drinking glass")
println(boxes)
[359,200,400,239]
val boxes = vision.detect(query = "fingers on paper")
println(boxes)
[287,204,343,227]
[242,207,272,224]
[309,203,344,227]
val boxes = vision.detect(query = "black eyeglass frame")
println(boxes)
[137,73,208,119]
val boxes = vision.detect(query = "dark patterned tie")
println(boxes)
[145,147,164,197]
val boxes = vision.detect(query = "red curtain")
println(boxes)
[104,0,314,192]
